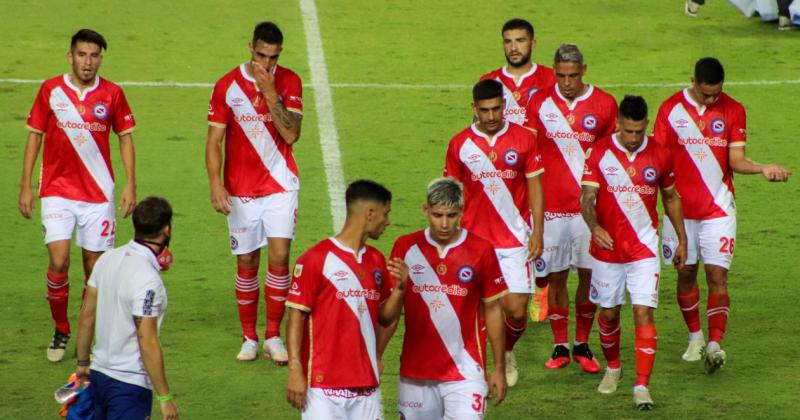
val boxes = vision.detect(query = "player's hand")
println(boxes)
[286,361,308,411]
[761,164,791,182]
[209,181,232,215]
[488,368,507,406]
[18,185,35,219]
[119,184,136,218]
[528,233,543,260]
[159,400,179,420]
[252,61,278,100]
[672,242,687,270]
[387,258,409,291]
[591,226,614,250]
[75,365,90,384]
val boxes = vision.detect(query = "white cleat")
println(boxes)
[263,336,289,366]
[684,0,701,17]
[682,339,706,362]
[633,385,654,410]
[704,341,727,374]
[597,367,622,394]
[236,338,258,361]
[47,329,70,363]
[505,351,519,387]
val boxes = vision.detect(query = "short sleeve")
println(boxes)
[479,246,507,302]
[600,95,619,138]
[26,84,50,133]
[728,104,747,147]
[286,254,316,313]
[281,73,303,115]
[131,278,166,318]
[581,146,601,187]
[524,130,544,178]
[444,139,464,181]
[111,88,136,135]
[652,103,675,149]
[523,95,542,138]
[658,147,676,190]
[208,80,229,128]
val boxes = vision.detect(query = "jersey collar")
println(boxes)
[555,84,594,111]
[126,240,161,271]
[682,88,707,116]
[239,63,277,88]
[470,121,509,147]
[424,228,468,259]
[502,64,538,88]
[63,73,100,101]
[329,237,367,263]
[611,133,648,162]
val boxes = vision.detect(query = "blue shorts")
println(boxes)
[90,370,152,420]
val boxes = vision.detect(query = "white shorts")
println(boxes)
[662,216,736,270]
[398,376,488,420]
[589,257,660,309]
[303,387,382,420]
[495,247,534,294]
[41,197,115,252]
[535,214,591,276]
[227,191,298,255]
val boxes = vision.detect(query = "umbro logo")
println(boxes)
[675,118,689,128]
[411,264,425,274]
[545,112,559,122]
[467,153,481,163]
[333,270,349,280]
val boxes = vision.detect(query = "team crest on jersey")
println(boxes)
[504,149,519,166]
[697,120,706,131]
[230,236,238,250]
[626,166,636,177]
[488,150,498,162]
[373,269,383,286]
[534,258,546,273]
[711,118,726,134]
[436,263,447,275]
[92,102,108,120]
[566,114,575,125]
[77,104,86,115]
[513,91,521,101]
[457,265,475,283]
[643,166,657,183]
[662,245,673,260]
[582,114,598,130]
[294,264,304,278]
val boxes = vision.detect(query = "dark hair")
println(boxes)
[502,18,534,38]
[345,180,392,210]
[619,95,648,121]
[71,29,107,51]
[133,197,173,238]
[473,79,503,102]
[253,21,284,46]
[694,57,725,85]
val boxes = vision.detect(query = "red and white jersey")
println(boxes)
[26,75,136,203]
[653,89,746,220]
[480,64,556,126]
[208,64,303,197]
[286,238,392,389]
[525,84,617,214]
[391,229,508,382]
[444,122,543,249]
[581,135,675,263]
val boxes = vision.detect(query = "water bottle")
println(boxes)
[54,374,87,404]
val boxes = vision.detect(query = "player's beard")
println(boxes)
[505,51,532,69]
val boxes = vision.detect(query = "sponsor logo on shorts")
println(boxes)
[399,400,423,409]
[322,387,377,398]
[582,114,598,130]
[230,236,238,250]
[373,269,383,287]
[544,211,580,221]
[643,166,657,183]
[534,258,546,272]
[711,118,726,134]
[504,149,519,166]
[92,102,108,120]
[457,265,475,283]
[662,244,673,259]
[590,285,599,299]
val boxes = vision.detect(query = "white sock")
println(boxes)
[688,331,704,342]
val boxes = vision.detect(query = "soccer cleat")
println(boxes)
[778,16,792,30]
[505,351,519,387]
[684,0,701,17]
[263,336,289,366]
[544,345,571,369]
[572,343,601,374]
[236,338,258,361]
[597,367,622,394]
[704,341,726,374]
[682,339,705,362]
[47,329,70,363]
[633,385,654,410]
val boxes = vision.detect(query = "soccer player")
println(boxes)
[480,18,556,126]
[206,21,304,363]
[654,57,792,372]
[444,78,544,387]
[580,96,687,410]
[384,178,508,419]
[524,43,617,373]
[285,180,407,420]
[19,29,137,362]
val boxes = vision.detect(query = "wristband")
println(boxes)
[156,394,172,402]
[77,359,90,367]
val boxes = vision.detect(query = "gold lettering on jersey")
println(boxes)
[566,114,575,125]
[626,166,636,177]
[436,263,447,275]
[77,104,86,115]
[697,120,705,131]
[488,150,498,162]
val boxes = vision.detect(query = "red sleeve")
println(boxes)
[652,102,674,149]
[479,244,507,302]
[444,138,464,180]
[524,129,544,178]
[600,95,618,137]
[26,84,51,133]
[728,103,747,147]
[111,88,136,135]
[286,253,316,313]
[523,95,540,134]
[281,73,303,114]
[581,145,602,187]
[658,146,676,190]
[208,79,229,127]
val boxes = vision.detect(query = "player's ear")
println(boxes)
[530,38,537,49]
[422,203,429,216]
[581,64,587,75]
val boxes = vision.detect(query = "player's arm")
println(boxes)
[661,186,687,269]
[252,63,302,144]
[118,133,136,218]
[484,297,507,406]
[376,319,398,375]
[75,285,97,383]
[135,315,179,419]
[205,125,231,215]
[379,257,408,327]
[286,307,308,411]
[527,175,544,259]
[18,131,43,219]
[728,146,791,181]
[580,185,613,250]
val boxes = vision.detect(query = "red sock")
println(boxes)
[548,306,569,345]
[634,324,657,387]
[46,269,70,334]
[265,265,290,339]
[504,317,528,351]
[598,317,621,369]
[575,302,597,344]
[707,293,730,343]
[235,264,259,341]
[677,287,701,334]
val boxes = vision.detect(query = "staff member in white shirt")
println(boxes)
[76,196,178,420]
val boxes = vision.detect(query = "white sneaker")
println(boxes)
[505,351,519,387]
[682,339,705,362]
[263,336,289,366]
[236,338,258,361]
[778,16,792,30]
[684,0,701,17]
[47,329,70,363]
[704,341,726,374]
[633,385,654,410]
[597,367,622,394]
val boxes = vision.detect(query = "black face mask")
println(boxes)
[137,234,173,272]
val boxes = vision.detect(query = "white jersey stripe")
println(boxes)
[599,149,659,256]
[538,97,585,187]
[497,81,525,126]
[459,139,530,246]
[322,253,379,382]
[405,244,483,380]
[49,86,115,201]
[667,104,735,216]
[226,81,299,192]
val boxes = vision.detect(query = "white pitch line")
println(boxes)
[299,0,347,233]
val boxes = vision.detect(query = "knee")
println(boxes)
[599,309,620,324]
[49,257,69,273]
[237,252,260,267]
[706,268,728,291]
[504,304,528,323]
